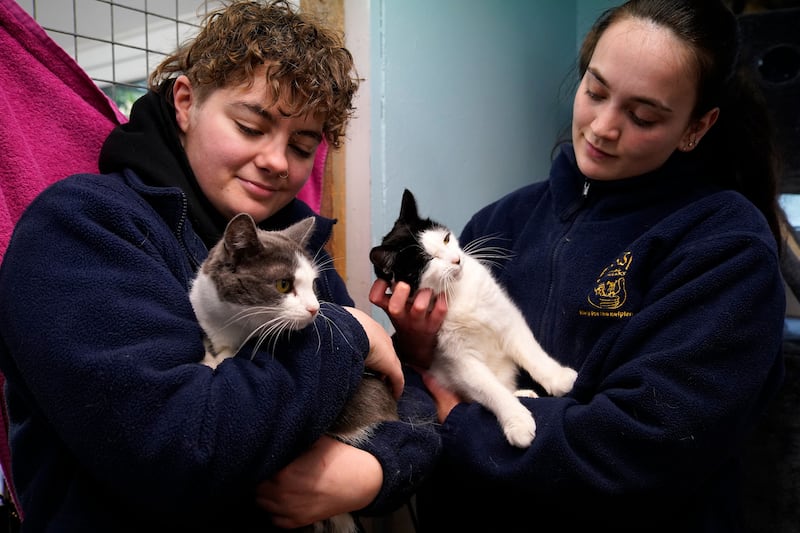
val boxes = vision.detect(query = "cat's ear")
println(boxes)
[282,217,316,248]
[223,213,261,259]
[369,245,397,281]
[398,189,420,223]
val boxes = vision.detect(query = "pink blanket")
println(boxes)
[0,0,326,262]
[0,0,325,515]
[0,0,127,513]
[0,0,126,261]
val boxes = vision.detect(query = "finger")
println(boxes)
[383,350,405,399]
[388,282,411,315]
[421,371,460,422]
[410,289,432,316]
[421,370,442,394]
[368,279,391,309]
[427,293,449,331]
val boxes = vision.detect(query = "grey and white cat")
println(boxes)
[190,212,397,533]
[370,189,577,448]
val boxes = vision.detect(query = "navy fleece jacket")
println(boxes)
[0,170,439,532]
[415,145,785,533]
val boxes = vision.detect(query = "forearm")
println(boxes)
[359,367,441,513]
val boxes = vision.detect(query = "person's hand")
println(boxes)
[368,279,447,369]
[343,306,404,399]
[256,436,383,529]
[422,370,462,422]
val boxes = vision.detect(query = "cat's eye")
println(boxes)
[276,279,293,293]
[443,232,451,244]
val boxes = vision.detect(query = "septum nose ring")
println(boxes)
[278,172,289,180]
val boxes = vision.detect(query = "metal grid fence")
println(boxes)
[16,0,221,115]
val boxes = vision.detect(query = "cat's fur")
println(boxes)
[190,213,398,533]
[370,189,577,448]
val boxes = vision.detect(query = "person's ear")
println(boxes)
[680,107,719,152]
[172,75,194,133]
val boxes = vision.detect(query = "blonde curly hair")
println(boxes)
[149,0,359,148]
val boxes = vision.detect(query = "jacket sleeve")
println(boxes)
[0,177,368,514]
[447,205,785,513]
[314,246,442,513]
[358,366,441,514]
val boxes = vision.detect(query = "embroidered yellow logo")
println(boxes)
[587,251,632,310]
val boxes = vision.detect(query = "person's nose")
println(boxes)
[253,138,289,178]
[590,105,621,142]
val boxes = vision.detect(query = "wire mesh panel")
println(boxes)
[16,0,222,114]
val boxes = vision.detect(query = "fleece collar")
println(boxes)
[98,85,335,253]
[98,84,227,249]
[549,144,716,222]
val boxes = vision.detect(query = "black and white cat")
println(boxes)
[370,189,577,448]
[189,212,397,533]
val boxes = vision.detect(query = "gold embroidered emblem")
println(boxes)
[587,251,632,310]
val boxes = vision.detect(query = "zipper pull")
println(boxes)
[582,180,591,198]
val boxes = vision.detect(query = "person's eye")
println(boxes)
[290,145,313,159]
[585,88,605,101]
[236,122,262,137]
[629,112,655,128]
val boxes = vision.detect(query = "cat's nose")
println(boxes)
[308,304,320,316]
[452,256,461,265]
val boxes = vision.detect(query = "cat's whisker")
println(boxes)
[461,233,508,251]
[465,244,516,270]
[314,254,337,274]
[466,245,514,258]
[250,320,283,355]
[310,320,323,355]
[241,317,287,359]
[218,305,282,331]
[462,235,513,257]
[463,242,514,260]
[317,303,359,354]
[316,310,338,352]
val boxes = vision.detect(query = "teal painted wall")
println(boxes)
[369,0,616,241]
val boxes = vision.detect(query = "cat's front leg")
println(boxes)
[500,400,537,448]
[200,337,235,369]
[201,351,222,369]
[433,357,537,448]
[544,366,578,397]
[504,324,578,397]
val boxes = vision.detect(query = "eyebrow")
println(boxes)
[587,67,673,113]
[233,101,324,142]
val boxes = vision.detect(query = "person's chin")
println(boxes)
[253,196,293,223]
[576,143,617,180]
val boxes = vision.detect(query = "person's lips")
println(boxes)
[237,177,277,199]
[585,139,614,159]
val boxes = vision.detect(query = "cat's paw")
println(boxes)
[545,366,578,397]
[501,404,536,448]
[514,388,539,398]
